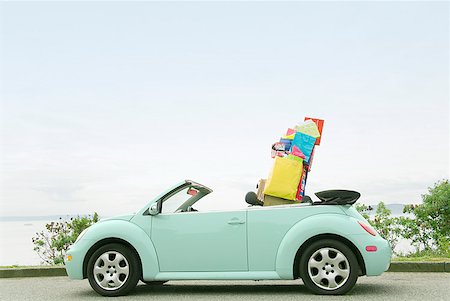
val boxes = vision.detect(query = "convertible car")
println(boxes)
[65,180,391,296]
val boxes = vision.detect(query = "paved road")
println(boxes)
[0,273,449,301]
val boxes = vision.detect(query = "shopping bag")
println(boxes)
[256,179,266,201]
[304,117,325,145]
[281,128,296,140]
[264,156,303,201]
[271,142,288,158]
[291,132,316,164]
[287,154,303,163]
[291,145,306,159]
[279,138,292,151]
[286,128,296,136]
[307,147,316,171]
[296,119,321,138]
[296,165,308,201]
[263,194,297,206]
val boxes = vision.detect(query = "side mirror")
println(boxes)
[149,203,159,216]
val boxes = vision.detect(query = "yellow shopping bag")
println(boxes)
[264,156,303,201]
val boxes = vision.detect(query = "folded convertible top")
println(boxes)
[314,190,361,205]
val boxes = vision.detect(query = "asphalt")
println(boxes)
[0,273,449,301]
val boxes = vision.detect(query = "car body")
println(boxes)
[65,180,391,296]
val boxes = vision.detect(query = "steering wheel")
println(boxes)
[187,206,198,212]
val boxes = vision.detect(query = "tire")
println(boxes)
[299,239,359,295]
[87,243,141,296]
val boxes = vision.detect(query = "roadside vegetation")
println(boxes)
[31,213,99,265]
[30,180,449,265]
[356,179,450,259]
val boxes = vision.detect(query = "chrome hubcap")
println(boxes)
[93,251,129,290]
[307,247,350,290]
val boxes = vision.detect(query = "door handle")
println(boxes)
[227,219,245,225]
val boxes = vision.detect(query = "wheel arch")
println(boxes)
[275,213,366,279]
[80,220,160,280]
[82,237,143,279]
[292,233,366,279]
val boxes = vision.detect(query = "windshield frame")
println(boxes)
[141,180,212,215]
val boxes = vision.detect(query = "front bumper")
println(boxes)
[64,239,94,280]
[349,233,392,276]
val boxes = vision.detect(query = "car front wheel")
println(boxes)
[87,243,140,296]
[299,239,359,295]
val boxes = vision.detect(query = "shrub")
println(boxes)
[399,180,450,255]
[32,213,99,265]
[356,180,449,258]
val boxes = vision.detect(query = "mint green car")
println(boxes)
[65,180,391,296]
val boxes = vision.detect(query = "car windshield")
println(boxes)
[161,187,192,213]
[158,181,212,214]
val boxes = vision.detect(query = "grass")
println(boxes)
[0,265,63,269]
[392,256,449,262]
[392,249,450,262]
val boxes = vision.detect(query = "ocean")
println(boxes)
[0,219,52,266]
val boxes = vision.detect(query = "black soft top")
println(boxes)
[314,190,361,205]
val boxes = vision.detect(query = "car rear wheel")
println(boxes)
[87,243,140,296]
[299,239,359,295]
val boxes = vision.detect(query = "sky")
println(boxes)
[0,1,449,217]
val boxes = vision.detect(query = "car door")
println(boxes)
[151,210,248,272]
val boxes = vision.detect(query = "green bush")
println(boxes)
[356,180,449,258]
[32,213,99,265]
[399,180,450,256]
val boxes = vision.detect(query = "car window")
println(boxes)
[161,187,192,214]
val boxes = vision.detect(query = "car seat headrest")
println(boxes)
[245,192,264,206]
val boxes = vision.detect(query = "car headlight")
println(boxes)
[75,228,89,244]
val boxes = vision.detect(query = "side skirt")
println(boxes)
[151,271,284,281]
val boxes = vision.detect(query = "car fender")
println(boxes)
[82,220,159,280]
[275,213,364,279]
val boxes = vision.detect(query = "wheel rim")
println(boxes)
[93,251,130,291]
[307,247,350,290]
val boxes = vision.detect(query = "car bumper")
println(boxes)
[64,239,93,280]
[349,234,392,276]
